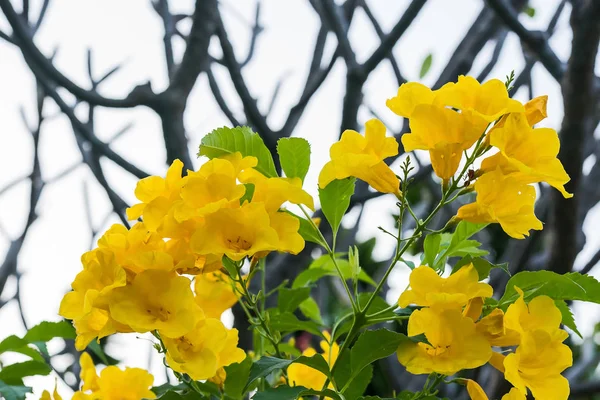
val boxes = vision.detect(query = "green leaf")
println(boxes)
[451,256,509,280]
[319,177,355,237]
[286,211,327,247]
[524,5,536,17]
[357,292,395,319]
[299,297,323,324]
[151,383,188,396]
[278,287,311,314]
[246,354,329,392]
[0,361,52,385]
[224,356,253,399]
[198,126,277,178]
[156,391,204,400]
[240,183,255,205]
[222,256,239,280]
[0,336,43,362]
[423,234,442,269]
[309,255,376,286]
[419,53,433,79]
[332,350,373,399]
[0,380,31,400]
[349,245,361,282]
[269,312,323,337]
[87,341,110,365]
[277,137,311,182]
[499,271,600,308]
[252,385,306,400]
[554,300,581,338]
[23,320,75,342]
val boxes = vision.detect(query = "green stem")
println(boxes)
[299,205,358,312]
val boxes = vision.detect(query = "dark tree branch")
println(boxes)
[153,0,176,79]
[484,0,565,81]
[548,0,600,275]
[207,66,243,127]
[240,1,263,68]
[476,30,508,82]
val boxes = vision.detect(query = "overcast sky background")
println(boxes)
[1,0,599,396]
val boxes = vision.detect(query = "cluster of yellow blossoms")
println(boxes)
[40,353,156,400]
[397,265,572,400]
[59,152,315,381]
[323,76,570,239]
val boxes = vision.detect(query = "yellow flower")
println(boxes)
[164,318,246,380]
[319,119,401,195]
[504,287,568,342]
[95,366,156,400]
[462,380,526,400]
[456,168,542,239]
[239,168,314,212]
[97,223,175,276]
[475,308,520,347]
[108,270,204,338]
[396,308,491,375]
[524,95,548,126]
[403,104,486,179]
[190,202,280,261]
[194,271,240,318]
[464,379,487,400]
[435,75,524,123]
[288,332,339,391]
[173,158,247,222]
[59,251,130,350]
[501,330,572,400]
[79,353,99,392]
[127,159,186,231]
[398,265,493,310]
[39,383,62,400]
[268,211,305,255]
[481,112,572,198]
[386,82,437,118]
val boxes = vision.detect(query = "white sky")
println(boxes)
[1,0,599,396]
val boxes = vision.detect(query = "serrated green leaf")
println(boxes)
[277,137,311,183]
[23,320,75,343]
[156,390,204,399]
[224,356,253,399]
[446,221,488,257]
[198,126,277,178]
[419,53,433,79]
[348,329,403,384]
[0,361,51,385]
[0,380,31,400]
[151,383,188,396]
[499,271,600,308]
[278,287,311,313]
[269,312,323,337]
[554,300,581,338]
[299,297,323,324]
[319,177,355,238]
[0,336,43,362]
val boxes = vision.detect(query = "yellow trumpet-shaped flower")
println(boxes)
[108,270,204,338]
[481,112,572,198]
[239,168,314,212]
[386,82,437,118]
[288,332,339,391]
[398,265,493,310]
[500,330,572,400]
[126,159,186,231]
[456,168,543,239]
[397,308,491,375]
[403,104,486,179]
[191,202,284,261]
[39,383,63,400]
[194,271,240,319]
[173,158,247,222]
[319,119,401,195]
[73,353,156,400]
[163,318,246,380]
[435,75,524,123]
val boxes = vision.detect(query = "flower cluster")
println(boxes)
[59,152,314,381]
[396,265,572,400]
[387,76,570,239]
